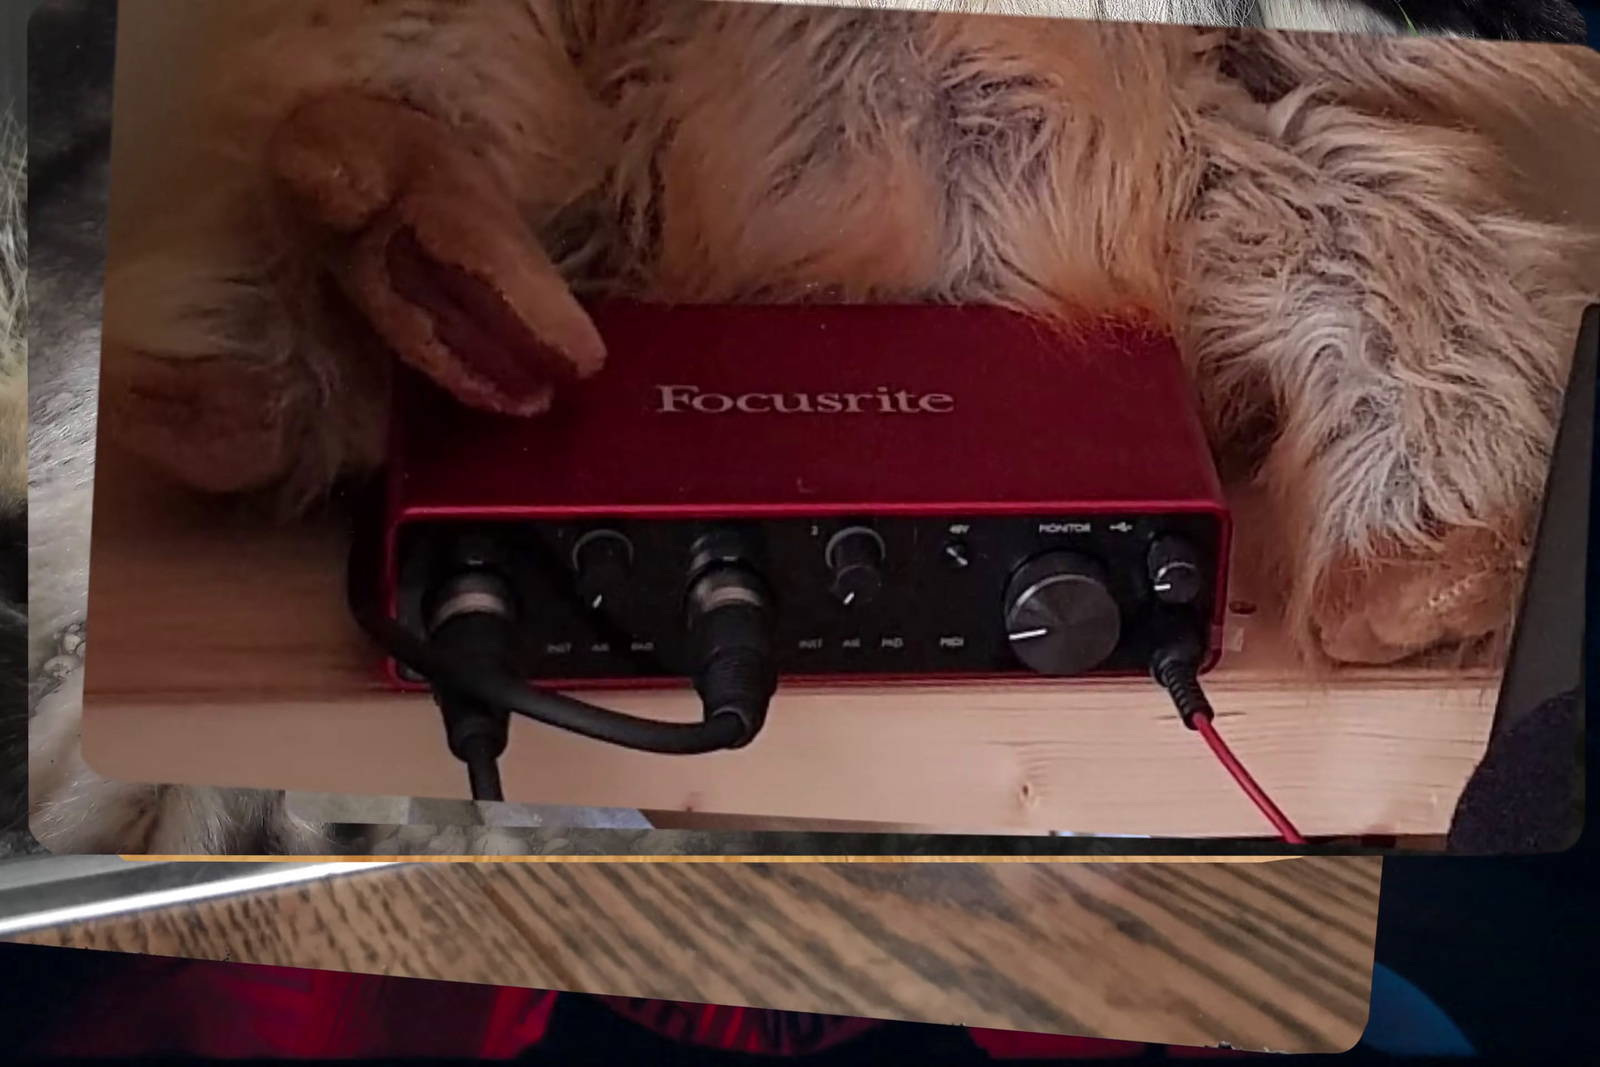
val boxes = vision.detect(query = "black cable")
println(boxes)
[462,736,506,804]
[346,530,775,799]
[358,605,755,753]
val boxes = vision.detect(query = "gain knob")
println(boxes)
[572,528,634,612]
[1003,551,1123,676]
[824,526,886,608]
[1147,536,1205,606]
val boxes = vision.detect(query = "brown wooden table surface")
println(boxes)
[9,857,1380,1052]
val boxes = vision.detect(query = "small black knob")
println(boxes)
[572,529,634,611]
[1003,551,1122,676]
[825,526,886,608]
[1147,536,1205,606]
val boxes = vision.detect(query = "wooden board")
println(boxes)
[79,443,1499,837]
[8,856,1383,1053]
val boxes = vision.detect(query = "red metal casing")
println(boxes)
[379,301,1231,688]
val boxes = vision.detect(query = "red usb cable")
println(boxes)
[1150,629,1307,845]
[1192,713,1307,845]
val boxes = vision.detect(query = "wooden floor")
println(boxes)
[11,857,1381,1053]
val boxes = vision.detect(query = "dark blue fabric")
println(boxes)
[1360,965,1477,1057]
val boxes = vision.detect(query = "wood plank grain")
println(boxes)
[9,857,1380,1052]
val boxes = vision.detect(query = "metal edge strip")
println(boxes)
[0,862,404,937]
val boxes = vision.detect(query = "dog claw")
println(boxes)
[381,225,582,411]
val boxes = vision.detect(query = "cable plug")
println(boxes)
[1147,608,1214,731]
[427,572,521,802]
[685,565,778,748]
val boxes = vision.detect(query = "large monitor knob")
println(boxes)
[1003,551,1122,676]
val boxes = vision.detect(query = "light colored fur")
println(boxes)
[1256,0,1395,32]
[31,0,1600,854]
[719,0,1395,34]
[0,115,23,516]
[99,1,1600,644]
[1176,35,1600,654]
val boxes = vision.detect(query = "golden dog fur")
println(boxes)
[100,1,1600,672]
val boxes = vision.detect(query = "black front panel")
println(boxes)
[393,512,1225,682]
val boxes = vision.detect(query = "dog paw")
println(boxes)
[268,91,605,416]
[1311,526,1526,665]
[42,622,85,682]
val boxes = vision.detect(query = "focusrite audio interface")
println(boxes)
[366,301,1231,691]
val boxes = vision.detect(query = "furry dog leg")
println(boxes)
[103,84,617,499]
[1180,83,1597,665]
[99,0,611,504]
[268,91,606,416]
[97,168,388,501]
